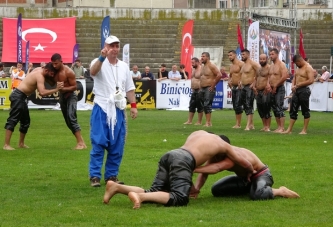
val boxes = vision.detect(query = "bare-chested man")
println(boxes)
[269,48,289,132]
[200,52,222,127]
[253,54,272,131]
[51,53,87,149]
[240,49,261,130]
[228,50,244,128]
[103,130,255,209]
[191,137,300,200]
[3,63,63,150]
[283,55,314,134]
[184,57,203,125]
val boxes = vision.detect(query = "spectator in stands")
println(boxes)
[157,63,169,81]
[0,63,6,78]
[141,66,154,80]
[318,66,330,83]
[313,69,321,82]
[71,59,85,79]
[130,65,141,81]
[220,66,229,81]
[11,62,26,90]
[179,64,188,80]
[26,63,34,75]
[168,65,181,81]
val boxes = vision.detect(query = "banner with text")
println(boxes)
[0,78,12,109]
[247,21,260,62]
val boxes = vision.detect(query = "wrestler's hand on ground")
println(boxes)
[130,108,138,119]
[190,185,200,199]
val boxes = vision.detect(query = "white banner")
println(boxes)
[247,21,260,63]
[223,81,233,109]
[309,82,328,111]
[122,44,130,65]
[156,79,191,109]
[325,82,333,111]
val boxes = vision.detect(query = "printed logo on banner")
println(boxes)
[212,81,223,109]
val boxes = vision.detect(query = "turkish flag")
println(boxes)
[237,24,244,51]
[2,17,76,63]
[299,29,306,59]
[181,20,194,78]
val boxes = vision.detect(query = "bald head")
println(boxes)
[259,54,268,67]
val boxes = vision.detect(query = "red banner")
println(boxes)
[181,20,194,78]
[299,29,306,59]
[2,17,76,63]
[237,24,244,51]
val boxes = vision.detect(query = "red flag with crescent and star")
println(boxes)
[298,29,306,59]
[2,17,76,63]
[181,20,194,78]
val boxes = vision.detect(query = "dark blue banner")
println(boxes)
[25,41,30,72]
[17,13,23,63]
[101,16,110,49]
[212,81,223,109]
[72,44,79,63]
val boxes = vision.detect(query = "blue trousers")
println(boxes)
[89,104,126,180]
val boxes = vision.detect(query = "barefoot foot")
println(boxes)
[194,122,202,125]
[103,181,119,204]
[203,123,212,127]
[3,145,15,150]
[18,144,29,148]
[279,186,300,198]
[128,192,142,209]
[74,144,87,150]
[183,121,192,125]
[232,125,241,129]
[299,131,307,135]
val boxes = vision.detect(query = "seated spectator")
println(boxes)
[26,63,34,75]
[157,63,169,81]
[71,59,85,79]
[130,65,141,80]
[0,63,6,78]
[318,66,330,83]
[220,66,229,81]
[313,69,321,82]
[168,65,181,81]
[179,64,188,80]
[141,66,154,80]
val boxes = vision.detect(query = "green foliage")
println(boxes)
[0,109,332,226]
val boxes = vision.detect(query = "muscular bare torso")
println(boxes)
[295,63,314,87]
[200,62,218,87]
[256,65,270,90]
[269,60,287,87]
[240,60,259,86]
[191,66,202,90]
[229,60,244,86]
[57,65,77,93]
[17,68,50,96]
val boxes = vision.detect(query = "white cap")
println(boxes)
[105,35,120,44]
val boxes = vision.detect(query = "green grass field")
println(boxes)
[0,109,332,227]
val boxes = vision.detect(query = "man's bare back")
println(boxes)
[181,130,253,173]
